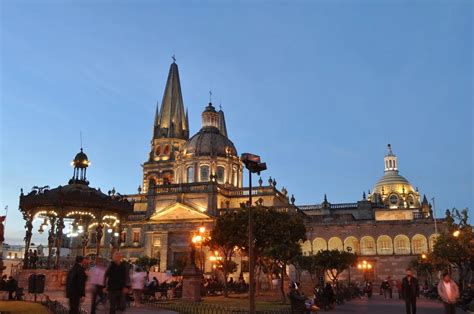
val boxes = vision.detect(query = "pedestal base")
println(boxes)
[181,263,202,302]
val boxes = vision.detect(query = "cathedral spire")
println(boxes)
[218,106,228,138]
[153,60,189,140]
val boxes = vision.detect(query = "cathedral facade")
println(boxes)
[116,60,441,282]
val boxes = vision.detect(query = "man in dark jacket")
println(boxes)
[288,282,307,314]
[105,252,130,314]
[66,256,90,314]
[401,268,420,314]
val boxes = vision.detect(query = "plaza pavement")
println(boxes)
[23,290,450,314]
[329,293,448,314]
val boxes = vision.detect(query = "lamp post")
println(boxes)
[241,153,266,314]
[357,260,372,281]
[347,246,352,284]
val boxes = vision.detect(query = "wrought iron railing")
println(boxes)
[144,300,291,314]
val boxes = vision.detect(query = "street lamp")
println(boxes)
[453,230,460,238]
[347,246,352,284]
[357,260,372,281]
[241,153,266,314]
[192,226,207,273]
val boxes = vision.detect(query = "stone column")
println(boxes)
[55,217,65,269]
[144,231,153,257]
[22,216,33,269]
[47,216,56,269]
[160,233,168,272]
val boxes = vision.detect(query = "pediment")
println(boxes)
[149,202,210,221]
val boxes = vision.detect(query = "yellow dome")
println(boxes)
[372,170,415,195]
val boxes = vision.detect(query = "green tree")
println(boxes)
[432,208,473,291]
[134,255,159,271]
[292,255,322,283]
[313,250,357,283]
[208,209,248,297]
[259,209,306,303]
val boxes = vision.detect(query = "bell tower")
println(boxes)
[142,58,189,192]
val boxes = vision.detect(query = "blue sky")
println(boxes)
[1,1,472,244]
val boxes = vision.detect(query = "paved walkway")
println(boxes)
[330,294,447,314]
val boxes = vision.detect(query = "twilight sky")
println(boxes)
[1,1,472,244]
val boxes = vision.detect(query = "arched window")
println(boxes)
[216,166,225,184]
[200,165,210,182]
[344,237,360,254]
[163,145,170,155]
[394,235,410,255]
[328,237,343,251]
[360,236,376,255]
[407,194,415,207]
[301,240,312,256]
[155,145,161,156]
[411,234,428,254]
[428,234,438,252]
[162,170,174,185]
[313,238,327,253]
[187,166,195,183]
[377,235,393,255]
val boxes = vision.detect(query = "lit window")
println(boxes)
[133,231,140,243]
[216,166,225,184]
[163,145,170,155]
[200,165,210,182]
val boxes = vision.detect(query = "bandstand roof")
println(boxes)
[19,183,133,218]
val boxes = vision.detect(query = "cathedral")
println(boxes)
[115,59,441,282]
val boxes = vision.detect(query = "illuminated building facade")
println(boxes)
[105,60,442,281]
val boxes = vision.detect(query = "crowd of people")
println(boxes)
[65,252,182,314]
[288,268,463,314]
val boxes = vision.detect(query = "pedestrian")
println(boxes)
[31,250,38,269]
[104,252,130,314]
[387,276,393,299]
[131,267,146,307]
[66,256,90,314]
[90,258,107,314]
[401,268,419,314]
[324,282,335,309]
[6,276,18,300]
[288,282,307,314]
[381,279,390,299]
[437,272,459,314]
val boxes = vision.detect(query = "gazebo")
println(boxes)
[18,148,133,271]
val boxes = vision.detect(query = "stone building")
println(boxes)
[119,60,293,272]
[116,59,441,282]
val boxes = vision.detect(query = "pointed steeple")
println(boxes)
[218,106,228,138]
[153,60,189,140]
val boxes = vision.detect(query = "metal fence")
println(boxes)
[41,298,88,314]
[146,301,291,314]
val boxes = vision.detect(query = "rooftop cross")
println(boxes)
[172,54,176,63]
[209,90,212,103]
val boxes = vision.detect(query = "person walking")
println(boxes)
[131,267,146,307]
[66,256,90,314]
[437,272,459,314]
[401,268,419,314]
[90,258,107,314]
[104,252,130,314]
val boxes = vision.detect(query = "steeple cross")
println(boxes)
[172,54,176,63]
[209,90,212,103]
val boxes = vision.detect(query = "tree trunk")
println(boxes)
[223,268,229,297]
[255,265,261,296]
[280,263,287,304]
